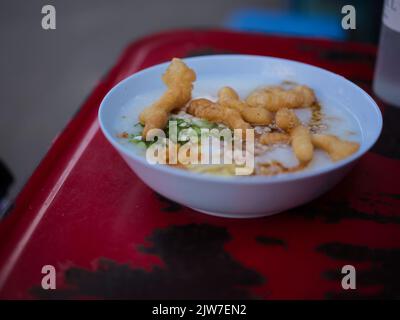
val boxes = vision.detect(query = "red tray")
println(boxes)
[0,29,399,300]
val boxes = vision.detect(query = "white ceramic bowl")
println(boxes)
[99,55,382,218]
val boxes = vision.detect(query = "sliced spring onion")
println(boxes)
[191,118,216,129]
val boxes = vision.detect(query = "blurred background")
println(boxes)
[0,0,383,210]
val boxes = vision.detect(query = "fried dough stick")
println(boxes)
[187,98,251,132]
[311,134,359,161]
[246,85,316,112]
[275,108,313,163]
[139,58,196,137]
[218,87,273,125]
[259,132,290,145]
[275,108,300,131]
[291,126,313,163]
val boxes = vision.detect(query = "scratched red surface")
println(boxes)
[0,30,399,299]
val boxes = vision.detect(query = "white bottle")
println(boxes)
[373,0,400,107]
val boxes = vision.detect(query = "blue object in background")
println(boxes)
[225,9,346,40]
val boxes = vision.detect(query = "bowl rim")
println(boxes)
[98,54,383,185]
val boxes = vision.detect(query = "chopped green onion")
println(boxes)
[191,119,216,129]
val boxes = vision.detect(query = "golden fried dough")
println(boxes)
[140,58,196,137]
[187,98,214,111]
[267,105,312,162]
[242,108,273,126]
[275,108,300,131]
[218,87,273,125]
[218,87,247,111]
[187,98,251,132]
[218,86,240,101]
[246,85,316,112]
[291,126,314,163]
[259,132,290,145]
[311,134,359,161]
